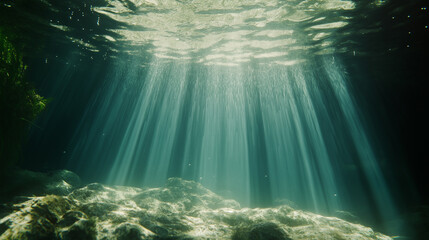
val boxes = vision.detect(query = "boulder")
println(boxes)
[46,170,82,195]
[232,222,292,240]
[114,223,153,240]
[0,169,81,204]
[59,219,96,240]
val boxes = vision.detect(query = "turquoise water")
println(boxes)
[2,0,426,235]
[57,55,397,228]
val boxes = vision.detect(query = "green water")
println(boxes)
[1,0,427,236]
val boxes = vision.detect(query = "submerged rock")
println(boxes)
[0,177,392,240]
[334,210,360,224]
[0,169,81,204]
[232,222,291,240]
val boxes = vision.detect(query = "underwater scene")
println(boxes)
[0,0,428,239]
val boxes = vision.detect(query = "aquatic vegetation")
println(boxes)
[0,29,47,172]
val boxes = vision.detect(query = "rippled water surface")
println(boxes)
[4,0,419,64]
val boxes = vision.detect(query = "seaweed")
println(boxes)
[0,28,47,173]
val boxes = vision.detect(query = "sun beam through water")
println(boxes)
[37,0,401,232]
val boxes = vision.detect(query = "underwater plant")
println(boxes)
[0,28,47,173]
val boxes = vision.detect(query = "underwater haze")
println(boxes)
[2,0,427,236]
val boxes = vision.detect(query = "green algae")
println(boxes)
[0,28,47,172]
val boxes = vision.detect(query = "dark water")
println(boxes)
[1,0,428,236]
